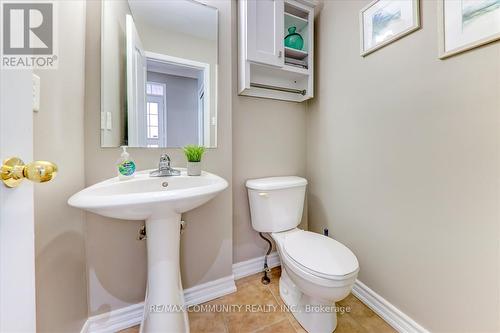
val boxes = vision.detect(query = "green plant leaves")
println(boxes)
[183,145,205,162]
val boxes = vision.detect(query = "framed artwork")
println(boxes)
[360,0,420,56]
[438,0,500,58]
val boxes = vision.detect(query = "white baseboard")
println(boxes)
[184,274,236,306]
[352,280,430,333]
[82,302,144,333]
[81,274,236,333]
[232,251,281,280]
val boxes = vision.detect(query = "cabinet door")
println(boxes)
[245,0,284,67]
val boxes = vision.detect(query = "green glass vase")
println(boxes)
[284,26,304,50]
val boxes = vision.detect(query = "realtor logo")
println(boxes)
[1,2,57,68]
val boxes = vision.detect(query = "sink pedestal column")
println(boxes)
[141,213,189,333]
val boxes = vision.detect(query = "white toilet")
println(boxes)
[246,176,359,333]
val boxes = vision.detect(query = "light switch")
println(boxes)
[106,112,112,130]
[32,74,40,112]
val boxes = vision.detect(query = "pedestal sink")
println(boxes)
[68,169,228,332]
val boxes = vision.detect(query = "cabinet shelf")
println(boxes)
[284,12,308,32]
[285,3,310,19]
[283,64,309,75]
[284,46,308,60]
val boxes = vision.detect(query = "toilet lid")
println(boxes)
[283,231,359,278]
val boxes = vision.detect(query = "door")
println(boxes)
[0,70,36,331]
[126,14,147,147]
[145,82,167,147]
[245,0,284,67]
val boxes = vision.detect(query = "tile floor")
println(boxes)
[119,267,396,333]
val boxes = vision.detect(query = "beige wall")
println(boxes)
[307,1,500,332]
[84,0,233,316]
[231,97,308,263]
[231,3,308,263]
[34,1,88,332]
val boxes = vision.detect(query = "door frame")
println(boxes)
[125,14,147,147]
[145,51,211,146]
[197,85,205,146]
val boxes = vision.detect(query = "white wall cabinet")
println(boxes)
[238,0,319,102]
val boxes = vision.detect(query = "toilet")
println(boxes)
[246,176,359,333]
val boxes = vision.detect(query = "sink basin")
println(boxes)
[68,169,228,333]
[68,169,228,220]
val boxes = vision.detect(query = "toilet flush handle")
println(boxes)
[258,192,268,197]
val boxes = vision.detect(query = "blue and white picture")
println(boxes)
[462,0,500,27]
[440,0,500,58]
[372,6,402,42]
[360,0,420,56]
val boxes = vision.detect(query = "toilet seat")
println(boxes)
[282,230,359,280]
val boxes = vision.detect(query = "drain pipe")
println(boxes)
[259,232,273,285]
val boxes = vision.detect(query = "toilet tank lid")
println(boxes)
[246,176,307,191]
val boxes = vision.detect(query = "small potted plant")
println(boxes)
[183,145,205,176]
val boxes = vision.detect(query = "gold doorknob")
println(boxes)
[1,157,58,188]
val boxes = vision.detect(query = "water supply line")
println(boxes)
[137,225,147,240]
[259,232,273,285]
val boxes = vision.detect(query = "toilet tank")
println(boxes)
[246,176,307,233]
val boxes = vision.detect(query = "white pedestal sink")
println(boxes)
[68,169,228,332]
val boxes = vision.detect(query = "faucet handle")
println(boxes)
[160,154,170,163]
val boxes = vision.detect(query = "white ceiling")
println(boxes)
[128,0,217,41]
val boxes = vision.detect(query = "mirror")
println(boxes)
[101,0,218,148]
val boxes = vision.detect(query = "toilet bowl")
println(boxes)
[246,176,359,333]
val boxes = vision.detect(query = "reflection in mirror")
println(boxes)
[101,0,218,148]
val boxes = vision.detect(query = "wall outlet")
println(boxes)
[32,74,40,112]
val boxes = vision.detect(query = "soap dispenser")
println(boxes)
[117,146,136,180]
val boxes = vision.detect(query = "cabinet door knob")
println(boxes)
[278,50,283,58]
[1,157,58,188]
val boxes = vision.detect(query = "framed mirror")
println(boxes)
[101,0,218,148]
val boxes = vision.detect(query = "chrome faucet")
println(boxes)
[150,154,180,177]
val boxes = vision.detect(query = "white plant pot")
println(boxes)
[187,162,201,176]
